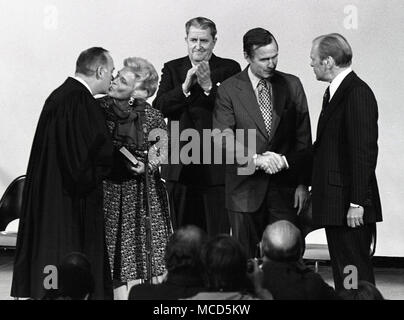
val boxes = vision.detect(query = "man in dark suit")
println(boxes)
[11,47,115,299]
[128,225,207,300]
[310,33,382,291]
[213,28,312,258]
[258,221,337,300]
[153,17,241,235]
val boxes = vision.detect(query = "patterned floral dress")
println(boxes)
[99,96,172,282]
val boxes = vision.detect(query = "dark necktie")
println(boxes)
[322,86,330,111]
[320,86,330,119]
[257,79,273,136]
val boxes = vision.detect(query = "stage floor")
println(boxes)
[1,250,403,300]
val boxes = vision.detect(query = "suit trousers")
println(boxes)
[325,223,376,292]
[166,181,230,236]
[229,186,300,258]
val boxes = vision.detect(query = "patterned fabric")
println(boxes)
[257,79,273,135]
[100,97,172,282]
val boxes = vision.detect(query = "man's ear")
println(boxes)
[213,37,217,46]
[244,51,251,63]
[324,56,335,69]
[96,66,104,79]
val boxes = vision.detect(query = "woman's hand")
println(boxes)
[128,161,145,175]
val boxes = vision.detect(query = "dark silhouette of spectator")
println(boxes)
[187,234,272,300]
[128,225,207,300]
[42,252,95,300]
[260,220,337,300]
[338,281,384,300]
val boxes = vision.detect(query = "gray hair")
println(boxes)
[313,33,353,67]
[123,57,159,97]
[185,17,217,38]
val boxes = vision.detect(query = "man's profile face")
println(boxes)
[100,54,115,93]
[245,42,278,79]
[310,43,327,82]
[185,26,216,64]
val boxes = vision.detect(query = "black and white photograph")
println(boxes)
[0,0,403,310]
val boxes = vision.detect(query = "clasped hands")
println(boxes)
[254,151,287,175]
[182,61,212,94]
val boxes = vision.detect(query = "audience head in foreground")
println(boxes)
[339,281,384,300]
[164,225,208,275]
[58,252,95,300]
[261,220,303,262]
[260,221,338,300]
[128,225,208,300]
[42,252,94,300]
[187,234,272,300]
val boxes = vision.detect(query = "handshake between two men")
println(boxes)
[254,151,310,215]
[253,151,288,175]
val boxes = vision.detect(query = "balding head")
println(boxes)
[261,221,303,262]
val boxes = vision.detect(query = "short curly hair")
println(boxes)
[123,57,159,97]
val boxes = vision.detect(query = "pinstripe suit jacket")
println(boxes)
[312,71,382,226]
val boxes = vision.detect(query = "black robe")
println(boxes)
[11,77,114,299]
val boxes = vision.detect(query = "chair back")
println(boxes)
[0,175,25,231]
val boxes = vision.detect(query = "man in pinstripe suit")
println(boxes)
[310,34,382,292]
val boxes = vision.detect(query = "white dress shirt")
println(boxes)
[329,67,352,101]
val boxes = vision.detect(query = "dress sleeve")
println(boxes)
[147,108,168,172]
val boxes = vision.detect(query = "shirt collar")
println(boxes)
[329,67,352,100]
[71,76,93,95]
[247,65,263,91]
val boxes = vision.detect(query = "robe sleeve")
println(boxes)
[55,91,113,195]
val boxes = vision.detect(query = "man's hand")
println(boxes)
[347,206,364,228]
[255,152,286,174]
[294,184,310,215]
[195,61,212,92]
[128,161,145,175]
[246,259,273,300]
[182,66,197,94]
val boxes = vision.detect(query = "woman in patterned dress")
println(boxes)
[99,57,172,291]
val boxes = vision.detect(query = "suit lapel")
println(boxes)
[179,56,192,81]
[316,71,357,140]
[209,54,224,85]
[235,69,269,139]
[268,73,287,142]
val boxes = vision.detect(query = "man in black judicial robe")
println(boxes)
[11,47,115,300]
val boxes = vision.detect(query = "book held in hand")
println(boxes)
[119,146,139,166]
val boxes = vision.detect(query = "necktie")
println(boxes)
[322,86,330,111]
[257,79,273,136]
[320,86,330,119]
